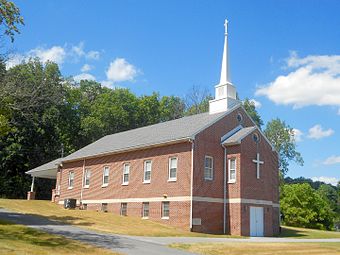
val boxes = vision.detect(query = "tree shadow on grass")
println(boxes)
[278,226,307,238]
[0,210,93,227]
[0,220,80,248]
[0,215,129,250]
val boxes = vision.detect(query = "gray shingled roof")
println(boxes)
[26,158,62,179]
[62,110,232,162]
[222,126,256,145]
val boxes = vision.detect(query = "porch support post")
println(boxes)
[27,176,36,200]
[30,176,35,192]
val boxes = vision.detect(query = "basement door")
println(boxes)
[250,206,264,237]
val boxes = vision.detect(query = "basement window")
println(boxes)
[142,202,149,219]
[120,203,127,216]
[101,203,108,212]
[161,201,170,219]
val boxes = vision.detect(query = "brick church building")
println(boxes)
[27,20,280,236]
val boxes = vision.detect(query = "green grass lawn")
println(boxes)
[1,199,339,239]
[0,199,239,237]
[279,226,340,239]
[170,243,340,255]
[0,219,119,255]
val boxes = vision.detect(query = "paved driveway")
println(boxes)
[0,208,194,255]
[0,208,339,255]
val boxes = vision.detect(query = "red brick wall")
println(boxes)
[58,142,192,229]
[240,133,279,203]
[192,106,255,234]
[84,201,191,229]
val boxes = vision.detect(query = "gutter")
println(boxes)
[189,139,194,230]
[222,144,227,234]
[80,158,86,204]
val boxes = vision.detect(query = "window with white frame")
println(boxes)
[228,158,236,183]
[204,156,213,180]
[142,202,149,218]
[84,169,91,187]
[161,201,169,219]
[102,166,109,186]
[168,157,177,181]
[143,160,152,183]
[68,171,74,188]
[122,163,130,184]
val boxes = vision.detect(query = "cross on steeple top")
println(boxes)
[224,19,228,35]
[252,153,264,179]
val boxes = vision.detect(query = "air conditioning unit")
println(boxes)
[64,198,77,209]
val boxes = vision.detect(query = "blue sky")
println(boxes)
[9,0,340,185]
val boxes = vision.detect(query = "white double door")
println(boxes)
[250,206,264,237]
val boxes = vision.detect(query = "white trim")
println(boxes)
[58,196,279,208]
[142,202,149,219]
[204,155,214,181]
[193,196,224,203]
[84,168,91,188]
[168,157,178,182]
[122,163,130,185]
[68,171,74,189]
[102,166,110,186]
[143,160,152,183]
[228,158,237,183]
[220,125,243,142]
[161,201,170,219]
[60,196,190,204]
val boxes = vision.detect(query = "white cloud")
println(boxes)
[256,52,340,109]
[307,124,334,139]
[101,80,113,88]
[249,99,262,109]
[323,155,340,165]
[6,42,100,69]
[292,128,303,142]
[81,64,93,72]
[28,46,66,65]
[86,50,100,60]
[311,176,338,186]
[106,58,139,83]
[73,73,96,82]
[71,42,85,57]
[6,46,66,69]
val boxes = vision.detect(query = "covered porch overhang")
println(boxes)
[25,158,62,199]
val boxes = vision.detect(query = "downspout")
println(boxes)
[80,158,86,205]
[189,139,194,230]
[223,145,227,234]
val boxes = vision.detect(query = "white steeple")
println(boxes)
[209,19,239,114]
[220,19,230,85]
